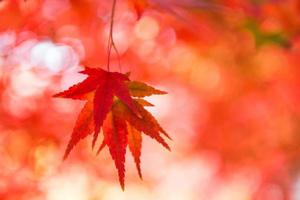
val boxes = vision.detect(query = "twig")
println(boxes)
[107,0,121,72]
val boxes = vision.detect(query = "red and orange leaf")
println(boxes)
[54,67,170,189]
[103,112,128,190]
[127,122,143,179]
[127,81,167,97]
[63,101,94,160]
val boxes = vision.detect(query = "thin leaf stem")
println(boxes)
[107,0,121,72]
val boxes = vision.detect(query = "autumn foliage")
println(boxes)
[54,67,170,189]
[1,0,300,199]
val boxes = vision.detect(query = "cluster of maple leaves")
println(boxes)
[54,67,171,189]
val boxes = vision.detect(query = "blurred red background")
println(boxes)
[0,0,300,199]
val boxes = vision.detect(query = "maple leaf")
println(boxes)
[54,68,139,144]
[54,68,170,189]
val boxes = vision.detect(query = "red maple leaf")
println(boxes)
[54,67,170,189]
[54,68,139,145]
